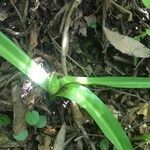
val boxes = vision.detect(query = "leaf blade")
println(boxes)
[60,76,150,88]
[58,84,133,150]
[142,0,150,8]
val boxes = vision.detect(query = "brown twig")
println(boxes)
[60,0,82,75]
[9,0,25,29]
[112,1,133,21]
[49,33,89,76]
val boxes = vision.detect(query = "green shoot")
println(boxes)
[134,29,150,41]
[0,115,10,127]
[35,115,47,128]
[13,130,28,141]
[25,110,47,128]
[58,84,133,150]
[25,110,40,126]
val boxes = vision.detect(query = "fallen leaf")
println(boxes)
[29,22,40,52]
[136,103,150,122]
[104,27,150,58]
[11,81,27,136]
[70,102,84,127]
[139,123,150,135]
[53,122,66,150]
[38,135,51,150]
[84,14,97,29]
[44,126,57,136]
[79,24,87,36]
[0,9,8,21]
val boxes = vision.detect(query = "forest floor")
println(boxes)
[0,0,150,149]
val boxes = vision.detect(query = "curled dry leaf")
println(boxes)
[104,27,150,58]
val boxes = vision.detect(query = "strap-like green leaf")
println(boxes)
[58,84,133,150]
[0,32,49,91]
[142,0,150,8]
[60,76,150,88]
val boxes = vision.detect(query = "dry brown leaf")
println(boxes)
[126,109,136,125]
[70,102,84,128]
[136,103,150,122]
[44,126,57,136]
[104,27,150,58]
[38,136,51,150]
[53,122,66,150]
[29,22,40,52]
[11,81,27,135]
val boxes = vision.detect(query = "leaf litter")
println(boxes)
[0,0,150,149]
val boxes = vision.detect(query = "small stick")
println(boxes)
[9,0,25,29]
[112,1,133,21]
[60,0,82,75]
[49,33,89,76]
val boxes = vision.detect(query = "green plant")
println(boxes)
[0,114,10,127]
[13,110,47,141]
[134,29,150,41]
[35,115,47,128]
[132,134,150,143]
[1,32,150,149]
[99,138,110,150]
[13,130,28,141]
[142,0,150,8]
[25,110,40,126]
[25,110,47,128]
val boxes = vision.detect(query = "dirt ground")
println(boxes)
[0,0,150,149]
